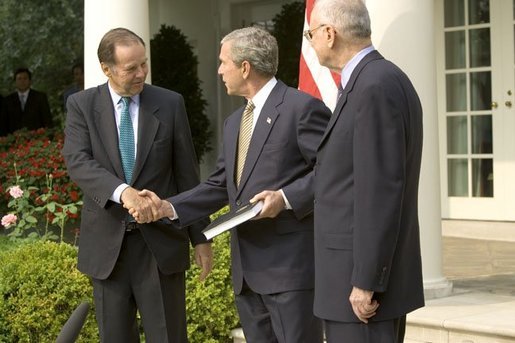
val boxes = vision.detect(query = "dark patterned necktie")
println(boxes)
[119,97,135,183]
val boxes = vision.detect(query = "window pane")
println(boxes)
[469,0,490,25]
[471,115,492,153]
[446,73,467,111]
[469,28,491,67]
[445,0,465,27]
[470,71,491,111]
[447,116,468,154]
[448,159,469,196]
[472,158,493,197]
[446,31,466,69]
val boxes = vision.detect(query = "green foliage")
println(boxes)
[0,207,238,342]
[272,1,304,88]
[0,241,97,342]
[186,207,240,342]
[0,128,82,243]
[150,24,213,162]
[0,0,84,128]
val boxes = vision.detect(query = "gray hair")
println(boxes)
[221,27,278,77]
[314,0,371,41]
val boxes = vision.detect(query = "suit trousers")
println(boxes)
[324,315,406,343]
[92,230,187,343]
[235,281,323,343]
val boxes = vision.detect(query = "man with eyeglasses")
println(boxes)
[307,0,425,342]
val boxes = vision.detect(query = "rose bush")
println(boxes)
[0,128,82,211]
[0,128,83,243]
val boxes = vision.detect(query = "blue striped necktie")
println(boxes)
[119,97,135,183]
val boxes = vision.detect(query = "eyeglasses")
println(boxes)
[303,24,326,41]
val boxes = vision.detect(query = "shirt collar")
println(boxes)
[249,77,277,112]
[340,45,375,90]
[108,82,140,107]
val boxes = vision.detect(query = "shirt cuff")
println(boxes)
[169,201,178,220]
[111,183,130,204]
[279,189,292,210]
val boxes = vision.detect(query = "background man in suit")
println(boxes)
[1,67,53,135]
[130,27,331,343]
[62,28,212,342]
[307,0,425,342]
[63,62,84,109]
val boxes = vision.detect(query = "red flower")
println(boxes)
[70,191,79,202]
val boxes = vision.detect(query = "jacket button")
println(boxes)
[236,200,242,206]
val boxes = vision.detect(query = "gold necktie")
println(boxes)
[236,100,255,186]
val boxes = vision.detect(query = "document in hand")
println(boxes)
[202,201,264,240]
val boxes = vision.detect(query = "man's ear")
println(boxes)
[241,60,251,80]
[101,63,111,77]
[326,26,337,48]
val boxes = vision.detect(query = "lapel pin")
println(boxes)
[267,117,272,124]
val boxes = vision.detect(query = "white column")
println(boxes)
[366,0,452,299]
[84,0,151,88]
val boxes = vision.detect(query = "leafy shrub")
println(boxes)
[186,207,240,342]
[272,1,304,88]
[0,241,97,342]
[0,207,239,342]
[0,128,82,242]
[150,24,213,162]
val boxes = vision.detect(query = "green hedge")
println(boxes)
[187,230,240,342]
[0,241,97,342]
[0,207,239,342]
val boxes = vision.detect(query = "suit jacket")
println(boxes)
[2,88,53,134]
[313,50,425,322]
[62,83,207,280]
[170,80,331,294]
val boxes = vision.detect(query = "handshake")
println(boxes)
[120,187,174,224]
[120,187,290,224]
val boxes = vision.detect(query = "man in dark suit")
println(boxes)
[63,62,84,109]
[62,28,212,342]
[1,67,53,135]
[307,0,425,342]
[130,27,331,343]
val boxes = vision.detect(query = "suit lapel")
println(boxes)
[131,86,160,183]
[318,50,384,149]
[93,84,125,181]
[236,81,284,196]
[227,112,241,191]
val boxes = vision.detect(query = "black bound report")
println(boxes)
[202,201,264,239]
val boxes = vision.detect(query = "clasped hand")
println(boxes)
[349,286,379,323]
[121,187,173,223]
[121,187,212,281]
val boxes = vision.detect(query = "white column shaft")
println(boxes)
[366,0,452,298]
[84,0,151,88]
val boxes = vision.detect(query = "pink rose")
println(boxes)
[1,214,17,228]
[8,186,23,199]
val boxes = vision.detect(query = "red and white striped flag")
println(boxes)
[298,0,341,111]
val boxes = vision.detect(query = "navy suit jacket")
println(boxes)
[314,51,425,322]
[62,83,208,279]
[2,88,52,134]
[170,80,331,294]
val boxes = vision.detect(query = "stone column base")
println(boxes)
[424,277,453,299]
